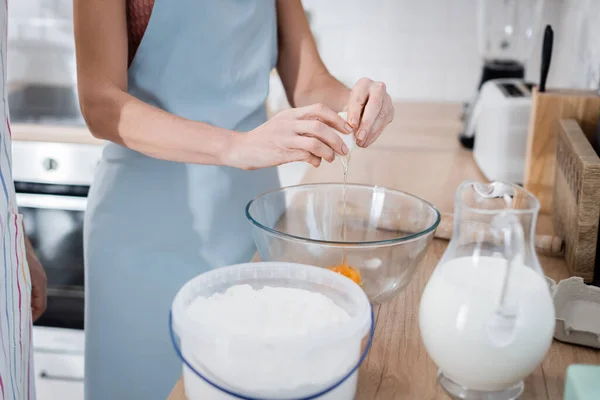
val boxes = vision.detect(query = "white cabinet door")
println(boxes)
[33,326,85,353]
[34,352,84,400]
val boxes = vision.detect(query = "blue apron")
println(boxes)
[83,1,280,398]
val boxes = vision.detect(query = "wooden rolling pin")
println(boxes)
[437,212,564,257]
[340,203,564,257]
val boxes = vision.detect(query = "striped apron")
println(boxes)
[0,1,35,399]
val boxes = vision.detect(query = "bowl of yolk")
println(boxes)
[246,183,440,303]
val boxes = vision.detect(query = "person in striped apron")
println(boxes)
[0,2,48,400]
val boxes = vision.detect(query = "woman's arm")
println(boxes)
[275,0,349,112]
[276,0,395,148]
[74,0,235,165]
[74,0,349,169]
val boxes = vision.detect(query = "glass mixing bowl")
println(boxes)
[246,183,441,303]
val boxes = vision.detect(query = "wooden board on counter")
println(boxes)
[554,119,600,282]
[524,88,600,214]
[168,103,600,400]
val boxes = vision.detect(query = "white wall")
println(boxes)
[272,0,600,108]
[297,0,566,103]
[550,0,600,90]
[302,0,479,102]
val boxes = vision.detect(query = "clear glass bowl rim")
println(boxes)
[245,182,441,247]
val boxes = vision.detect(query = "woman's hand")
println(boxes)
[226,103,353,170]
[346,78,395,148]
[25,236,47,322]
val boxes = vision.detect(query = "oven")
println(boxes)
[13,139,103,331]
[17,182,86,329]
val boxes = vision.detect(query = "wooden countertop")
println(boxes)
[168,102,600,400]
[11,122,105,146]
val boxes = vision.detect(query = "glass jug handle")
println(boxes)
[486,212,525,347]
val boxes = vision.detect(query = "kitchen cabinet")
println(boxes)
[33,326,85,400]
[34,352,84,400]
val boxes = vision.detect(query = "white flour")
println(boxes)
[188,284,350,337]
[183,284,358,399]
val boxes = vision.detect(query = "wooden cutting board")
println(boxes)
[524,88,600,214]
[553,119,600,283]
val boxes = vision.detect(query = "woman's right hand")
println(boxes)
[225,104,353,170]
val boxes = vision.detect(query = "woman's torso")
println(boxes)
[87,0,280,268]
[125,0,278,130]
[84,3,280,397]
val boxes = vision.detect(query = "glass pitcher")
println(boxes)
[419,181,555,400]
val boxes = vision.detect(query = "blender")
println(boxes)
[459,0,545,149]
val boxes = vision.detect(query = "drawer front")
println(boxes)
[34,352,84,400]
[33,326,84,354]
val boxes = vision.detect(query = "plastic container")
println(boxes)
[170,262,374,400]
[546,277,600,349]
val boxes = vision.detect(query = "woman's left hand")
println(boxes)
[346,78,395,148]
[25,236,47,322]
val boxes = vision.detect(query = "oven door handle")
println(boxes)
[16,193,87,212]
[39,371,84,383]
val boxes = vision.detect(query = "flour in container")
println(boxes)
[183,284,357,399]
[187,284,350,337]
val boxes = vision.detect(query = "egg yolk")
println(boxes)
[328,264,362,286]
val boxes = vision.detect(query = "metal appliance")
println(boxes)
[8,0,96,329]
[459,0,545,149]
[471,79,533,183]
[12,138,102,400]
[13,140,103,330]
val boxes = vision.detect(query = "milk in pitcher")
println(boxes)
[419,255,555,391]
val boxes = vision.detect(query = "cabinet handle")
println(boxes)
[39,371,84,383]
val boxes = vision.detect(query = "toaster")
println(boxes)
[470,79,533,183]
